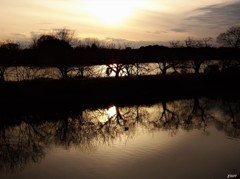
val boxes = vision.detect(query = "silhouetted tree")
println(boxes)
[0,42,19,51]
[160,100,178,127]
[149,101,179,136]
[35,35,71,51]
[220,100,240,127]
[106,63,144,77]
[0,67,6,81]
[192,58,204,74]
[201,37,213,47]
[111,106,126,126]
[157,61,179,76]
[81,38,101,48]
[169,40,183,48]
[106,63,125,77]
[0,122,48,171]
[184,37,210,74]
[183,98,215,131]
[212,99,240,137]
[185,37,198,48]
[54,28,75,44]
[0,42,20,81]
[217,26,240,48]
[34,35,72,79]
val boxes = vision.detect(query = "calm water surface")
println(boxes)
[0,98,240,179]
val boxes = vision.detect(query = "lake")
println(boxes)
[0,97,239,179]
[3,62,197,81]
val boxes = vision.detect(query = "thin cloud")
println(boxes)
[130,9,174,28]
[37,22,53,25]
[171,1,240,37]
[11,33,26,38]
[189,1,240,26]
[146,30,168,34]
[170,28,186,33]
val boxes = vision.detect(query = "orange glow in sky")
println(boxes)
[0,0,239,43]
[85,0,145,26]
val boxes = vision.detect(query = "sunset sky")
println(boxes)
[0,0,240,45]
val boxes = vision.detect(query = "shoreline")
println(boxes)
[0,73,240,115]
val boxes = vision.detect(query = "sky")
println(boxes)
[0,0,240,45]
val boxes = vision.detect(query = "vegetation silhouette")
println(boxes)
[0,29,239,107]
[0,26,240,82]
[217,26,240,48]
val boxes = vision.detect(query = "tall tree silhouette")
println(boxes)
[34,35,72,79]
[217,26,240,48]
[0,42,20,81]
[184,37,213,74]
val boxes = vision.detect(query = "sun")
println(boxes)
[86,0,144,26]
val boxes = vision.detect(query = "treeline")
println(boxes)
[0,26,240,80]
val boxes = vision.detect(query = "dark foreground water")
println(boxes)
[0,98,240,179]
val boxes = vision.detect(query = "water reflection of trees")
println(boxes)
[0,121,51,172]
[0,98,240,172]
[214,99,240,137]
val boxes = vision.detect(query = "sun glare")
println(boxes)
[86,0,145,26]
[97,106,117,123]
[107,106,117,118]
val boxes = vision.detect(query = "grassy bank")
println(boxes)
[0,73,240,115]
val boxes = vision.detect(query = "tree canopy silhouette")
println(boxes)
[217,26,240,48]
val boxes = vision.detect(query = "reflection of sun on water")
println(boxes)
[107,106,117,118]
[98,106,117,123]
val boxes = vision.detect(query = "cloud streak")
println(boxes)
[189,1,240,26]
[173,1,240,36]
[11,33,26,38]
